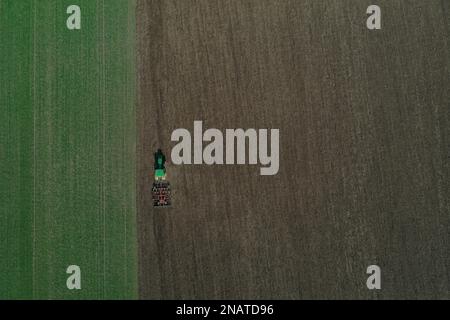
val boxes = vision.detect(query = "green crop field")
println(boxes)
[0,0,137,299]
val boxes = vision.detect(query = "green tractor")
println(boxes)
[152,149,171,207]
[154,148,167,180]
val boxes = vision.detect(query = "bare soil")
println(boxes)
[137,0,449,299]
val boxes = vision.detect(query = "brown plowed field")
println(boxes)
[137,0,449,299]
